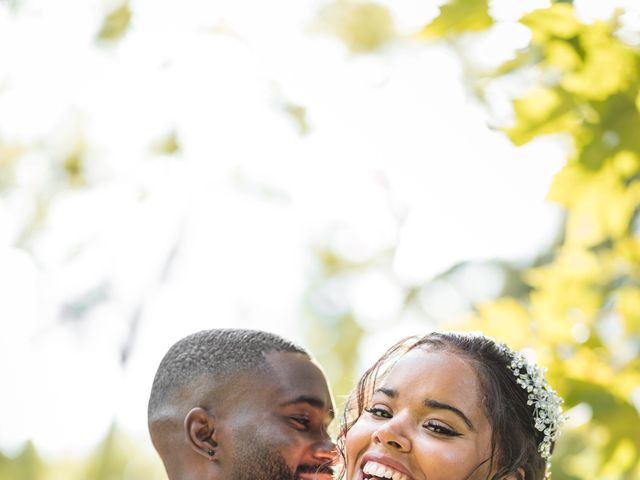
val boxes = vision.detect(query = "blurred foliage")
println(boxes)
[419,0,492,38]
[0,425,166,480]
[303,245,369,407]
[462,7,640,475]
[316,1,394,53]
[313,1,640,479]
[150,130,181,156]
[281,102,310,136]
[3,1,640,479]
[0,442,43,480]
[0,0,21,11]
[62,139,87,187]
[0,139,24,191]
[97,1,132,42]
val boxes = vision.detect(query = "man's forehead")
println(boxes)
[262,351,335,415]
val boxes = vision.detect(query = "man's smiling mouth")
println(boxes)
[297,473,333,480]
[362,460,408,480]
[296,465,334,480]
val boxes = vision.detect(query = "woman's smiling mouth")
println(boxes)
[362,460,409,480]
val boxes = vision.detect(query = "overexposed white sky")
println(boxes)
[0,0,635,461]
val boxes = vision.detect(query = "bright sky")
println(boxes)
[0,0,635,461]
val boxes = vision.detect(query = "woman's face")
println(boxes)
[345,348,501,480]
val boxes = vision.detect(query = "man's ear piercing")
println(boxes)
[206,438,217,457]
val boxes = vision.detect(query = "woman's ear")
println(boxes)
[502,467,525,480]
[184,407,219,461]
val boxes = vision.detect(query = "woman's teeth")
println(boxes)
[362,461,408,480]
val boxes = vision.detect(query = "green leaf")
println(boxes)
[494,48,541,76]
[319,2,394,53]
[521,3,581,41]
[150,130,181,155]
[578,93,640,170]
[97,1,132,42]
[561,23,637,101]
[506,87,578,145]
[420,0,493,38]
[282,102,310,136]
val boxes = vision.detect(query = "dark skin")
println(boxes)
[150,352,337,480]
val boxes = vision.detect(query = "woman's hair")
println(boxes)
[338,331,553,480]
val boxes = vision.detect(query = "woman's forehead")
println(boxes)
[378,349,485,411]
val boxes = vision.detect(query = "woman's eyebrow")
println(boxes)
[374,387,397,398]
[374,388,476,432]
[424,398,476,432]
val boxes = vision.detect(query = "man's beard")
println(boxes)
[230,436,333,480]
[231,436,296,480]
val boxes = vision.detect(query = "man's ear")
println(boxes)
[184,407,219,460]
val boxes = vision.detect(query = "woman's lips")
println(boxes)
[362,460,408,480]
[359,453,416,480]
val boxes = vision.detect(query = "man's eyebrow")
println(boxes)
[281,395,335,419]
[424,398,476,432]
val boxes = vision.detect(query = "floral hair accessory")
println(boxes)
[504,346,566,474]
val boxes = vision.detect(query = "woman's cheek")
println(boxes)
[413,437,470,478]
[345,418,374,465]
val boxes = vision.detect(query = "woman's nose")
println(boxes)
[372,419,411,453]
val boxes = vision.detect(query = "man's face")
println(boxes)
[223,352,337,480]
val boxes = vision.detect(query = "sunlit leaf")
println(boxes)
[494,48,540,76]
[615,237,640,267]
[547,162,591,206]
[577,95,640,170]
[506,87,578,145]
[150,130,181,155]
[97,1,132,42]
[612,150,640,178]
[282,102,310,136]
[420,0,492,38]
[545,40,582,71]
[561,23,637,101]
[318,2,394,53]
[56,136,87,189]
[617,286,640,333]
[62,150,84,186]
[521,3,581,42]
[549,161,637,246]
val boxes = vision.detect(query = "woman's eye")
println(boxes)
[424,420,461,437]
[364,406,392,419]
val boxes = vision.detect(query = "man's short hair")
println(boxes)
[148,329,308,420]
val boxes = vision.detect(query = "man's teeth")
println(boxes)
[362,461,407,480]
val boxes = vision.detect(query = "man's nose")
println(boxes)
[312,434,338,463]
